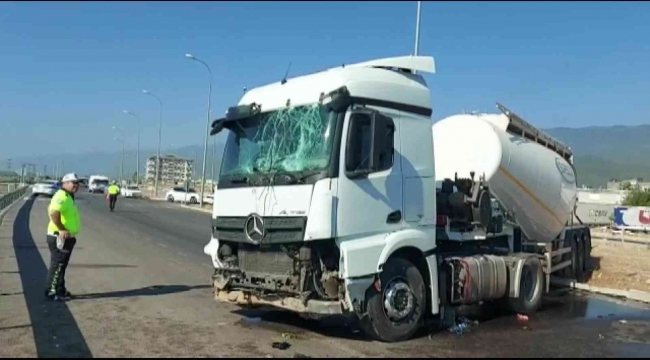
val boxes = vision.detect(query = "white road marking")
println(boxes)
[157,243,168,248]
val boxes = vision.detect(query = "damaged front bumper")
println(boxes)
[205,237,376,317]
[214,288,345,315]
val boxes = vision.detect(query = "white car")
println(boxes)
[165,187,200,204]
[203,194,214,205]
[32,180,60,197]
[121,185,143,198]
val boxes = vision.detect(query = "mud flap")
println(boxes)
[344,276,375,317]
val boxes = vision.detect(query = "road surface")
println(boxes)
[1,192,650,358]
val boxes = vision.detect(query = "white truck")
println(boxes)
[203,55,591,342]
[88,175,110,193]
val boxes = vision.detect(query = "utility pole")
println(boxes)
[414,1,422,57]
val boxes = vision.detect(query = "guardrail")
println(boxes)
[0,186,30,214]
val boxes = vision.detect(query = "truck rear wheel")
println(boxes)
[508,256,544,315]
[359,257,425,343]
[573,235,586,282]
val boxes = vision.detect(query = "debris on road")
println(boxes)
[282,332,297,340]
[448,317,477,336]
[272,342,291,350]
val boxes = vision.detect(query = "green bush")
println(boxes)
[622,188,650,206]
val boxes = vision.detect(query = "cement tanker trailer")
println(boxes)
[432,103,579,244]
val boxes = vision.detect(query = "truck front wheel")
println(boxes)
[359,257,426,343]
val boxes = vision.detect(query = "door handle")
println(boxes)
[387,210,402,224]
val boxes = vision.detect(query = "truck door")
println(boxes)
[336,108,403,242]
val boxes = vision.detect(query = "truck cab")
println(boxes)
[204,55,591,342]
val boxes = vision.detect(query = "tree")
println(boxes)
[622,188,650,206]
[619,181,635,191]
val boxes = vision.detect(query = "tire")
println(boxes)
[358,257,426,343]
[167,196,174,203]
[189,197,197,204]
[508,256,544,315]
[574,235,585,282]
[577,233,589,282]
[582,232,591,270]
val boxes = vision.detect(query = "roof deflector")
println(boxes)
[342,55,436,74]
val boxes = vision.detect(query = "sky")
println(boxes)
[1,1,649,160]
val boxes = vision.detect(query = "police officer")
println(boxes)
[107,181,120,212]
[45,173,81,301]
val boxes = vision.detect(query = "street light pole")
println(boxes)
[124,110,141,184]
[143,90,163,198]
[112,126,125,184]
[414,1,422,57]
[185,53,213,207]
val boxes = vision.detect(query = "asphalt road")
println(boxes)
[1,191,650,358]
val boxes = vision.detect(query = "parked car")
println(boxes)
[121,185,143,198]
[203,194,214,205]
[32,180,60,197]
[165,187,200,204]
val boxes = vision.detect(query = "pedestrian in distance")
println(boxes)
[107,181,120,212]
[45,173,81,302]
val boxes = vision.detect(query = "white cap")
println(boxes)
[61,173,79,183]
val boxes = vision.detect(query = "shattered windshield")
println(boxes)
[219,103,338,183]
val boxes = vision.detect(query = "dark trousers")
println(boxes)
[45,235,76,296]
[109,195,117,211]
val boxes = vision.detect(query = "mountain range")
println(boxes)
[3,124,649,188]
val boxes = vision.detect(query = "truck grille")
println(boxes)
[238,246,295,276]
[213,216,307,244]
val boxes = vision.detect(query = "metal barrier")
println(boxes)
[0,186,30,214]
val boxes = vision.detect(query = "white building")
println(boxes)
[606,178,650,191]
[145,155,193,183]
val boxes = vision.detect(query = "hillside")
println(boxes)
[545,125,650,187]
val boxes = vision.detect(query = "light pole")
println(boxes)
[185,53,213,207]
[112,126,125,184]
[124,110,141,185]
[143,89,163,198]
[414,1,422,57]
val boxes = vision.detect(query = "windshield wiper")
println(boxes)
[229,176,249,184]
[296,170,327,183]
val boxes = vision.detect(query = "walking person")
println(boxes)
[45,173,81,301]
[107,181,120,212]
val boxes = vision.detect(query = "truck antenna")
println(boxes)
[281,61,292,85]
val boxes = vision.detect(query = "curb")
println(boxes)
[180,205,213,214]
[551,277,650,304]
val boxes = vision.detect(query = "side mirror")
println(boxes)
[210,118,225,135]
[369,113,394,171]
[344,112,394,179]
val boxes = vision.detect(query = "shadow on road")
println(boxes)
[68,263,138,269]
[72,284,211,300]
[12,197,93,358]
[232,308,372,342]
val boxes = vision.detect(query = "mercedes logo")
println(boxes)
[244,213,266,244]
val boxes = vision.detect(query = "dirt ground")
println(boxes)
[588,236,650,293]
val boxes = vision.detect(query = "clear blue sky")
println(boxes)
[1,1,649,159]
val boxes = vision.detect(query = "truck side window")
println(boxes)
[345,112,394,177]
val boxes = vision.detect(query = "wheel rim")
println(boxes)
[382,278,415,323]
